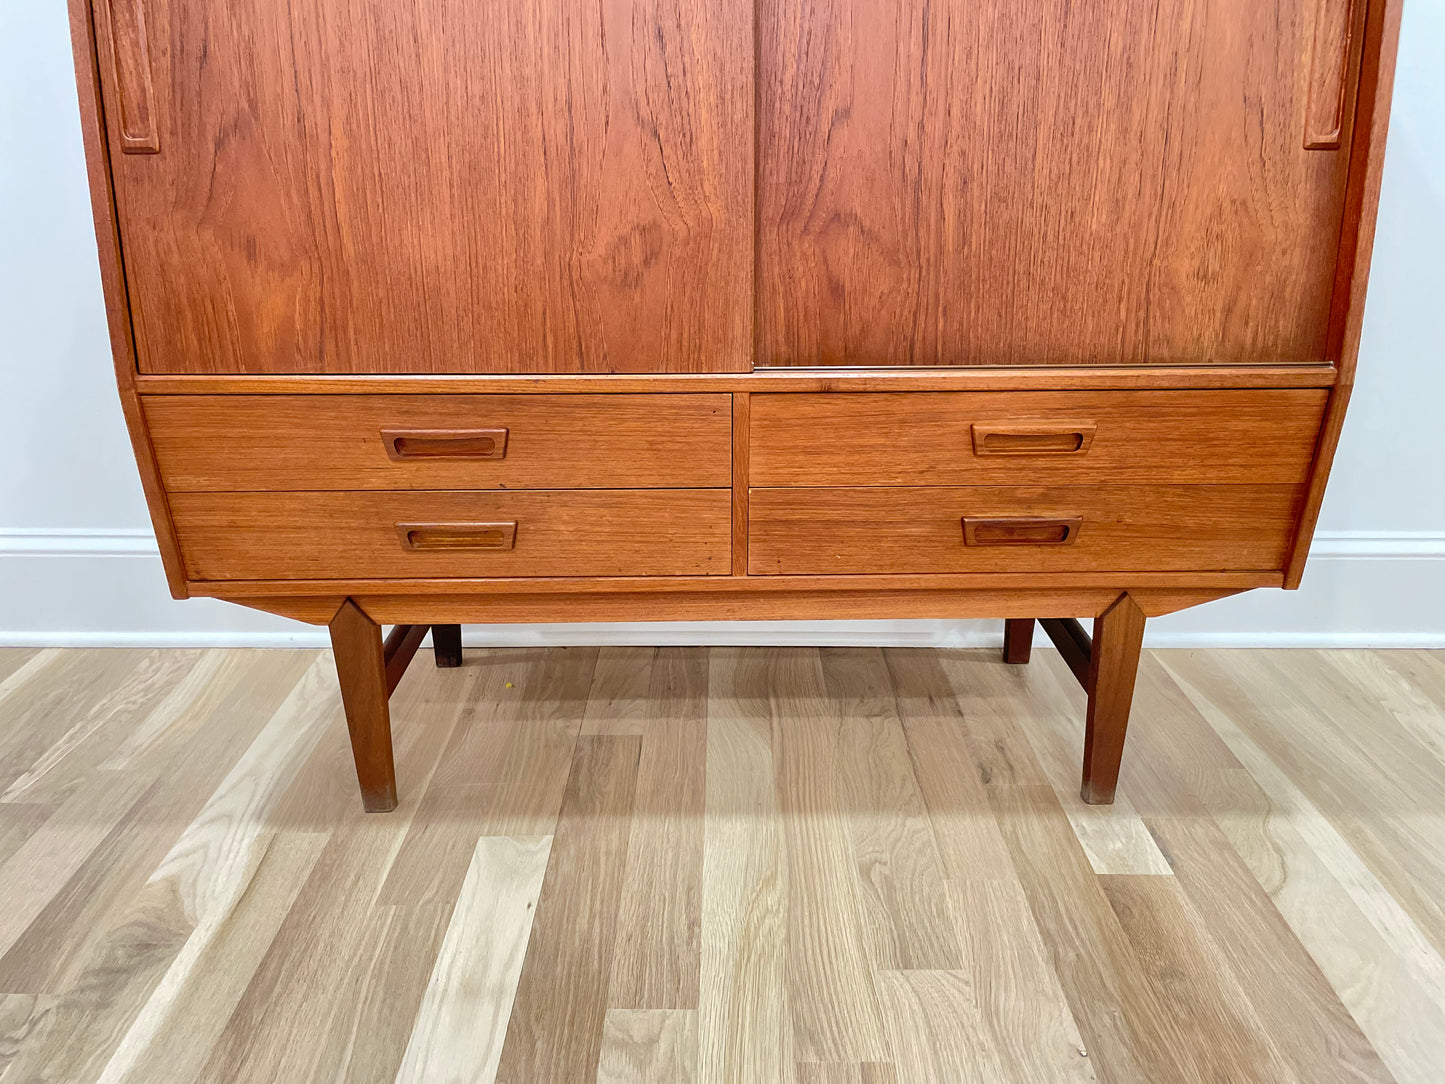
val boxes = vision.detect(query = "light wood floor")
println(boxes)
[0,644,1443,1083]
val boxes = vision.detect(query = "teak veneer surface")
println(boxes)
[169,490,734,581]
[757,0,1363,367]
[145,394,732,491]
[750,390,1328,486]
[748,485,1303,576]
[99,0,753,374]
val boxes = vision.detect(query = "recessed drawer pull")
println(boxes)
[100,0,161,154]
[395,522,517,551]
[382,428,508,460]
[962,516,1083,546]
[971,423,1097,456]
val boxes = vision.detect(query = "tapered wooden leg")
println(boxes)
[1002,618,1035,663]
[432,623,463,668]
[1080,593,1147,805]
[328,599,398,812]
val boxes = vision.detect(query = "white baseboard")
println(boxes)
[2,529,1443,649]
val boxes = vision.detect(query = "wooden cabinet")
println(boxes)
[70,0,1402,811]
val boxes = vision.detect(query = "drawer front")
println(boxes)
[749,486,1303,575]
[171,490,732,580]
[146,394,732,491]
[749,390,1327,486]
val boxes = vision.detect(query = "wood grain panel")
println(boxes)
[750,391,1327,486]
[145,394,731,491]
[758,0,1356,367]
[101,0,752,374]
[169,490,733,580]
[749,486,1303,575]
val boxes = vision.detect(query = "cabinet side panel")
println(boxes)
[1326,0,1406,385]
[67,0,189,596]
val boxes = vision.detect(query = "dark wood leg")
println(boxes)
[1080,593,1147,805]
[432,623,463,668]
[1002,618,1034,663]
[328,599,398,813]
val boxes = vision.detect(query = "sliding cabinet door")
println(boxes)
[758,0,1367,367]
[94,0,752,373]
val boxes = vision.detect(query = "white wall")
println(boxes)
[2,0,1441,648]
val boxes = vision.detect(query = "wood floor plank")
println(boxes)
[0,994,55,1078]
[0,651,154,793]
[322,901,456,1084]
[0,651,317,995]
[933,650,1051,787]
[375,657,509,907]
[1160,651,1445,978]
[473,647,601,837]
[0,805,53,870]
[80,656,339,1083]
[95,831,327,1084]
[580,647,662,736]
[187,660,462,1084]
[189,823,409,1084]
[0,650,40,687]
[0,649,60,709]
[1196,651,1445,960]
[608,648,708,1009]
[495,736,641,1084]
[1189,767,1445,1084]
[882,650,1014,881]
[1101,873,1299,1084]
[598,1009,699,1084]
[394,835,552,1084]
[874,970,1009,1083]
[771,649,888,1063]
[0,650,201,804]
[99,649,242,770]
[1331,651,1445,770]
[1143,813,1395,1084]
[796,1063,897,1083]
[946,879,1095,1083]
[697,648,794,1084]
[987,784,1181,1084]
[1016,653,1173,874]
[0,769,156,975]
[821,649,961,971]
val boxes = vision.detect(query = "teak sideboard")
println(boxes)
[70,0,1402,810]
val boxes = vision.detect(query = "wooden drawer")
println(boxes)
[171,490,732,580]
[145,394,731,491]
[749,390,1327,486]
[748,485,1303,574]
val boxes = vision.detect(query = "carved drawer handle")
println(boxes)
[382,428,508,460]
[99,0,161,153]
[395,522,517,551]
[962,516,1083,546]
[971,423,1097,456]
